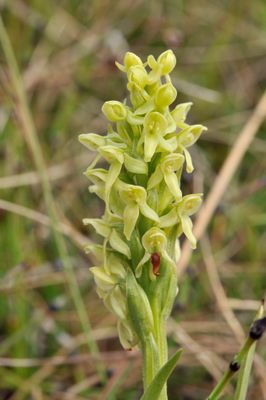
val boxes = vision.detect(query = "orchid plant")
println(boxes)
[79,50,206,399]
[79,50,266,400]
[79,50,206,400]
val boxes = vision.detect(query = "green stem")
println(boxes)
[234,341,256,400]
[207,301,265,400]
[207,370,234,400]
[149,298,168,400]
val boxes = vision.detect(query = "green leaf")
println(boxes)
[140,349,183,400]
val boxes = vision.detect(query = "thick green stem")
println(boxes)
[145,298,168,400]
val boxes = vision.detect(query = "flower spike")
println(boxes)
[79,49,206,356]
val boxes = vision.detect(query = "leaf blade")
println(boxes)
[140,349,183,400]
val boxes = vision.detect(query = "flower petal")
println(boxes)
[79,133,105,151]
[105,286,127,319]
[135,252,151,278]
[109,229,131,259]
[144,132,159,162]
[183,148,194,173]
[139,202,159,222]
[124,153,148,174]
[147,165,163,190]
[123,203,140,240]
[159,208,178,228]
[164,171,182,200]
[90,266,115,292]
[83,218,111,237]
[180,215,196,249]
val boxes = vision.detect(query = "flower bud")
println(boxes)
[117,320,139,350]
[128,65,148,88]
[157,50,176,75]
[104,286,127,320]
[155,83,177,108]
[124,52,143,69]
[102,101,127,122]
[115,52,143,73]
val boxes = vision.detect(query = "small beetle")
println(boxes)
[151,252,161,276]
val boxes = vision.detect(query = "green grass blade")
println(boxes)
[140,349,182,400]
[234,341,256,400]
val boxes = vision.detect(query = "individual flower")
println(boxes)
[135,227,175,279]
[147,153,185,199]
[83,217,131,259]
[119,184,159,240]
[143,111,168,162]
[115,51,143,73]
[159,194,203,248]
[177,124,207,172]
[154,82,177,109]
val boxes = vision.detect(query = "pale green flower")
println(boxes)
[147,153,184,199]
[128,64,148,88]
[84,168,107,200]
[119,184,159,240]
[83,218,131,259]
[171,102,193,127]
[143,111,168,162]
[159,194,203,248]
[127,81,151,109]
[98,145,125,209]
[157,50,176,75]
[135,227,175,279]
[155,82,177,109]
[115,51,143,73]
[177,124,207,172]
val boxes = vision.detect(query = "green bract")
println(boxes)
[80,49,206,397]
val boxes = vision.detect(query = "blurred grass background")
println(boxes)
[0,0,266,399]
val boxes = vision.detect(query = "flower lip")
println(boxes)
[120,184,146,204]
[142,227,167,253]
[144,111,168,136]
[179,194,203,216]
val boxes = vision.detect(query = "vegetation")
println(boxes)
[1,1,266,399]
